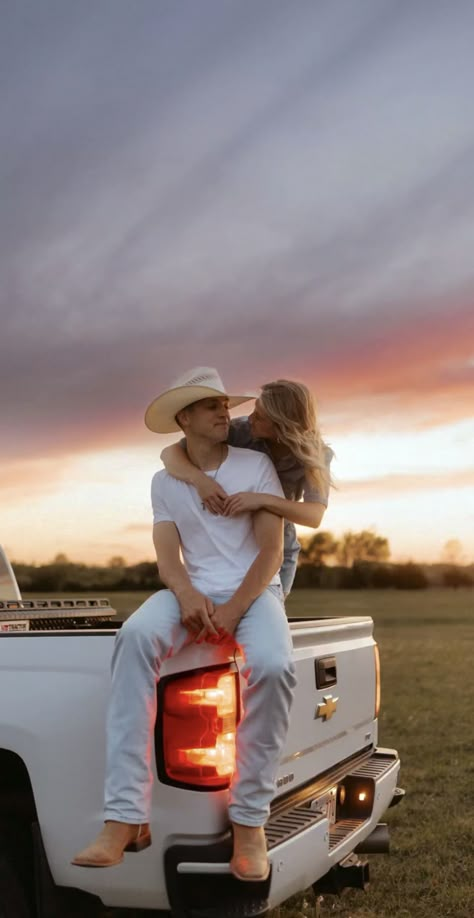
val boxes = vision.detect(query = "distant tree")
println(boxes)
[443,567,472,588]
[441,539,465,566]
[336,532,357,567]
[393,562,428,590]
[336,530,390,567]
[300,531,339,565]
[371,564,395,588]
[108,556,126,568]
[293,563,323,588]
[53,553,70,565]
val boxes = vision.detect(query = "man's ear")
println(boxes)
[175,407,189,431]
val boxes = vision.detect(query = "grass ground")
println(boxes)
[283,588,474,918]
[29,588,473,917]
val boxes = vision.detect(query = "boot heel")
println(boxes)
[125,833,151,853]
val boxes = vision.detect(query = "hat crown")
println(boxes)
[168,366,225,394]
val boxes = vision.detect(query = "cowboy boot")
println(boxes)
[72,820,151,867]
[230,823,270,882]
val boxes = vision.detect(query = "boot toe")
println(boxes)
[72,822,151,868]
[230,854,270,882]
[71,844,123,868]
[230,824,270,882]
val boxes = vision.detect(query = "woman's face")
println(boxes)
[249,398,279,440]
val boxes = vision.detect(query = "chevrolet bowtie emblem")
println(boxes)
[315,694,339,721]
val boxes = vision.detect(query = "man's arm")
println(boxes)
[204,510,283,642]
[153,522,218,636]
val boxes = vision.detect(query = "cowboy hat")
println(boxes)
[144,367,256,433]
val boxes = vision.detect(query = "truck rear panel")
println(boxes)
[0,613,398,915]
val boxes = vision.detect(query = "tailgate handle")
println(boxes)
[315,656,337,688]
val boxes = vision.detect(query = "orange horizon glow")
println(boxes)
[2,418,473,568]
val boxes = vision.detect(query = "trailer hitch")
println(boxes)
[312,853,369,896]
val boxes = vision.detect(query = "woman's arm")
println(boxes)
[160,443,228,514]
[223,491,326,528]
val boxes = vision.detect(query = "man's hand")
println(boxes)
[223,491,264,516]
[196,478,229,515]
[177,586,219,637]
[196,600,242,645]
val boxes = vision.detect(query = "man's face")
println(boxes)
[180,397,230,442]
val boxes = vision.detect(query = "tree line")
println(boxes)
[11,530,472,593]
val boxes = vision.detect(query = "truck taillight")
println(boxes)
[157,666,240,790]
[374,643,381,718]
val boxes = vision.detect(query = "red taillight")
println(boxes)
[159,666,240,789]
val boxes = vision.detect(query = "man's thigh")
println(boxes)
[233,588,293,672]
[122,589,190,652]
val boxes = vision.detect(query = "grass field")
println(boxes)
[28,588,474,917]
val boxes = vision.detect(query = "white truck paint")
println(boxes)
[0,546,403,917]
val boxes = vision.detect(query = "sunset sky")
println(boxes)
[1,0,473,567]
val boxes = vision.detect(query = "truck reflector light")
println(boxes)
[374,644,381,718]
[336,777,374,820]
[159,667,240,789]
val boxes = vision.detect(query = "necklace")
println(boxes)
[204,444,225,508]
[187,444,225,510]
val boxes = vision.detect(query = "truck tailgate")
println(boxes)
[275,616,377,796]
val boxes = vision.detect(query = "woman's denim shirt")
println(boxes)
[228,418,332,596]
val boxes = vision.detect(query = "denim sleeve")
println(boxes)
[302,478,329,507]
[228,417,253,448]
[302,446,334,507]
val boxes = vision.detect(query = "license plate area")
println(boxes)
[309,786,337,824]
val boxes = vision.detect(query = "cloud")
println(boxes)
[2,0,474,463]
[1,287,473,461]
[340,467,474,498]
[124,523,152,533]
[0,456,74,500]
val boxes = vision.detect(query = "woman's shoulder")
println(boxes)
[323,444,335,467]
[228,416,255,449]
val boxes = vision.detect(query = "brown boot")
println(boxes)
[230,823,270,882]
[71,821,151,867]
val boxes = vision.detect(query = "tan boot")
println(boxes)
[230,823,270,882]
[71,821,151,867]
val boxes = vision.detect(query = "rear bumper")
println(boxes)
[165,747,402,917]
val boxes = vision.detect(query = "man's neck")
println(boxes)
[186,437,227,471]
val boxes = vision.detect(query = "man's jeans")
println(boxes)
[104,586,296,827]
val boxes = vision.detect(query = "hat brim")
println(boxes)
[144,385,256,433]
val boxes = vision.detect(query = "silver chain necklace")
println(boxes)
[187,444,225,510]
[203,444,225,508]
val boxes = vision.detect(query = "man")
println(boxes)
[73,367,296,881]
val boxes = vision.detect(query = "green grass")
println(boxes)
[283,589,474,918]
[26,588,474,917]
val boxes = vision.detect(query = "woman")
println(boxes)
[161,379,333,597]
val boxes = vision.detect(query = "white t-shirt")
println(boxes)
[151,445,284,594]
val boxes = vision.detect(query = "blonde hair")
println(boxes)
[259,380,333,495]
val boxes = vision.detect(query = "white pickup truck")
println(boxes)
[0,545,403,918]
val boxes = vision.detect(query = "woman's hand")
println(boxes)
[223,491,265,516]
[196,477,229,515]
